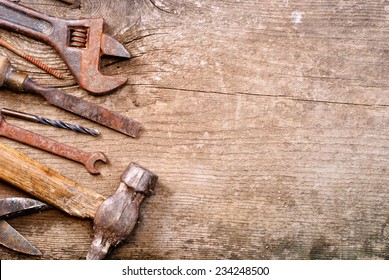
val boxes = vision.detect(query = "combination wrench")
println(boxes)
[0,114,107,174]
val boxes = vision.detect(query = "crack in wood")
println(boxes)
[148,0,175,14]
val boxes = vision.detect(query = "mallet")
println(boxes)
[0,141,158,259]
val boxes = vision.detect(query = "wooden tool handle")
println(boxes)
[0,141,105,219]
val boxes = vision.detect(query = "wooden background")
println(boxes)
[0,0,388,259]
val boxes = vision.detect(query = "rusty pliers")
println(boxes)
[0,0,130,95]
[0,197,51,255]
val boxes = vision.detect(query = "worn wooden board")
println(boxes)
[0,0,388,259]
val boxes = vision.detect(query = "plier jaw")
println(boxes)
[0,197,51,256]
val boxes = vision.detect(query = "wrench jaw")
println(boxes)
[0,0,130,95]
[101,34,131,59]
[79,62,128,95]
[54,18,130,95]
[85,152,108,175]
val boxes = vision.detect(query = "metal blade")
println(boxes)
[101,34,131,58]
[23,79,141,138]
[0,220,42,255]
[0,197,51,219]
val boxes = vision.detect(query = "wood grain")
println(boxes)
[0,141,105,218]
[0,0,388,259]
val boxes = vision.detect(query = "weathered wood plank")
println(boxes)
[0,0,388,259]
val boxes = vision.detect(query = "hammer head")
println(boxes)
[87,163,158,260]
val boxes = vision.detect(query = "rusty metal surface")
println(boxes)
[0,55,141,137]
[87,163,158,259]
[0,197,50,219]
[4,69,28,92]
[0,220,42,256]
[0,197,51,256]
[23,78,141,137]
[0,114,108,174]
[0,0,130,94]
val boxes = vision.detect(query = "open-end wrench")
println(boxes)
[0,114,107,174]
[0,0,130,94]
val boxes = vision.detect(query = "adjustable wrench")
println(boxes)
[0,0,130,94]
[0,114,107,174]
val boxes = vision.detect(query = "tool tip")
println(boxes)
[101,34,131,59]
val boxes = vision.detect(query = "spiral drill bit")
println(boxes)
[1,108,100,136]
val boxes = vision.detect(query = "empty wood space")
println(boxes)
[0,0,388,259]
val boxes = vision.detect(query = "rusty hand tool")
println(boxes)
[0,114,107,174]
[0,34,64,79]
[1,108,100,136]
[0,197,51,255]
[0,0,130,94]
[0,141,158,259]
[0,55,141,138]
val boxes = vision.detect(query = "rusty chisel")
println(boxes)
[0,197,51,256]
[0,55,140,138]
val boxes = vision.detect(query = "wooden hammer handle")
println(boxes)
[0,141,105,219]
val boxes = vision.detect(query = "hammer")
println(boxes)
[0,141,158,259]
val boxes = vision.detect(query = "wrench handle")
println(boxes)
[0,116,104,174]
[0,0,55,44]
[0,141,105,218]
[0,1,131,94]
